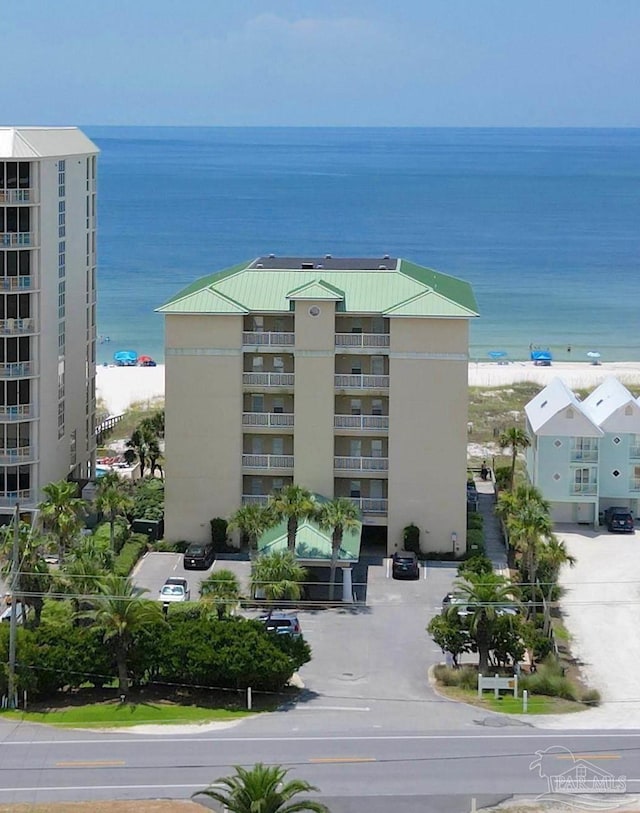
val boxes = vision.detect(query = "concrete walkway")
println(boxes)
[474,476,508,573]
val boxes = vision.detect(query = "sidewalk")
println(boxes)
[474,476,508,573]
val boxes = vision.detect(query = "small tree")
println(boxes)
[228,504,275,556]
[250,551,308,607]
[498,427,531,491]
[95,473,133,551]
[403,523,420,554]
[317,497,360,601]
[210,517,229,550]
[39,479,85,559]
[269,485,315,553]
[200,569,241,620]
[427,613,471,668]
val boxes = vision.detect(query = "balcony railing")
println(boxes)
[243,373,294,387]
[242,494,270,506]
[335,333,390,348]
[629,478,640,493]
[243,412,294,427]
[0,489,33,507]
[569,450,598,463]
[0,318,34,335]
[570,482,597,495]
[0,276,33,291]
[334,456,389,471]
[242,454,294,469]
[0,404,35,421]
[0,447,32,464]
[334,415,389,430]
[0,362,36,378]
[349,497,388,514]
[0,189,37,204]
[1,233,34,247]
[335,374,389,389]
[243,332,295,346]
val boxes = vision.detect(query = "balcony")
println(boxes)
[243,372,294,388]
[334,414,388,431]
[0,233,34,247]
[242,494,270,506]
[335,333,390,349]
[0,189,38,205]
[243,332,295,347]
[0,489,33,507]
[349,497,388,514]
[0,318,35,336]
[242,454,294,470]
[0,362,36,378]
[0,404,35,421]
[629,478,640,493]
[243,412,294,428]
[334,456,389,472]
[0,276,33,292]
[569,450,598,463]
[335,374,389,390]
[0,446,33,464]
[570,483,597,496]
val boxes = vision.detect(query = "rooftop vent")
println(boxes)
[256,263,264,268]
[383,254,390,260]
[325,254,332,259]
[268,253,275,258]
[378,265,387,270]
[301,262,314,269]
[316,264,324,269]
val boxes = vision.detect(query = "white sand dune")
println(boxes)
[96,361,640,417]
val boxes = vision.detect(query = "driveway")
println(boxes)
[132,552,251,602]
[535,524,640,729]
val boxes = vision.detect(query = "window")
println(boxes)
[58,400,65,438]
[250,478,263,496]
[350,439,361,458]
[351,361,362,375]
[350,320,362,334]
[370,480,384,499]
[251,437,263,455]
[252,316,264,332]
[273,356,284,370]
[350,480,361,498]
[372,399,383,416]
[350,399,361,416]
[252,356,263,371]
[272,478,284,492]
[251,394,264,413]
[371,440,383,458]
[371,316,386,334]
[272,437,284,456]
[371,356,385,376]
[272,398,284,414]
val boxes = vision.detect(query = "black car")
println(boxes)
[183,542,216,569]
[391,550,420,579]
[604,507,634,533]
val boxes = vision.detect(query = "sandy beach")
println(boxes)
[96,361,640,417]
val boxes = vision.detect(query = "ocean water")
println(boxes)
[87,127,640,364]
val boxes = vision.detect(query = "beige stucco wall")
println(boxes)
[164,314,243,542]
[387,317,469,553]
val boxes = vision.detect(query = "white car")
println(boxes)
[159,577,190,603]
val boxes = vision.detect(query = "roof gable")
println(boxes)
[384,289,477,318]
[582,377,640,431]
[525,378,602,436]
[157,286,247,314]
[286,279,345,301]
[0,127,98,158]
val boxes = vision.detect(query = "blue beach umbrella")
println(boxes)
[488,350,507,360]
[113,350,138,365]
[587,350,601,365]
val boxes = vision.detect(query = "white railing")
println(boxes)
[242,454,294,469]
[243,373,295,387]
[335,374,389,389]
[242,332,295,346]
[334,456,389,471]
[0,276,33,291]
[0,361,36,377]
[349,497,388,513]
[0,233,34,247]
[569,451,598,463]
[0,404,35,420]
[0,189,37,204]
[629,478,640,492]
[241,494,270,506]
[335,333,390,348]
[0,318,34,335]
[0,447,32,464]
[334,415,389,430]
[243,412,294,427]
[570,483,597,495]
[0,489,33,507]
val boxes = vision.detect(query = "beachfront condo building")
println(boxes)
[0,127,98,518]
[525,376,640,525]
[159,256,478,554]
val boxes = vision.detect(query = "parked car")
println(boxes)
[391,550,420,579]
[442,592,518,618]
[258,612,302,638]
[0,601,24,624]
[159,577,190,603]
[604,506,634,533]
[183,542,216,570]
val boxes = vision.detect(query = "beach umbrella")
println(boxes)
[113,350,138,364]
[138,355,153,363]
[587,351,601,359]
[487,350,507,360]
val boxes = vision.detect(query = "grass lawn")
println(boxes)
[436,684,585,714]
[0,699,253,728]
[0,804,203,813]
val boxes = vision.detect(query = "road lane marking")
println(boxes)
[309,757,376,764]
[56,760,126,768]
[555,754,621,760]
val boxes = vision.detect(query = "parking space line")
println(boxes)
[385,558,391,579]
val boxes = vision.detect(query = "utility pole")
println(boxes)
[7,502,20,709]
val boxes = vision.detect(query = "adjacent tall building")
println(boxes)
[159,256,478,553]
[0,127,99,517]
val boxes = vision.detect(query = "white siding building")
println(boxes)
[0,127,98,517]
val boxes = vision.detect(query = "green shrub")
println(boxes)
[210,517,229,550]
[520,658,577,700]
[581,688,601,707]
[113,534,148,577]
[467,513,484,531]
[458,554,493,577]
[402,523,420,554]
[494,466,511,490]
[132,478,164,522]
[152,540,189,553]
[433,664,477,690]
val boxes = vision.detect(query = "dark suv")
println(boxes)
[391,550,420,579]
[604,507,634,533]
[183,542,216,569]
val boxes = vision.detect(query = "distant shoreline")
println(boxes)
[95,361,640,417]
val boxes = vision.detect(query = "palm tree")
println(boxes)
[193,763,329,813]
[39,479,85,559]
[317,497,360,602]
[538,535,576,635]
[0,521,52,627]
[498,427,531,491]
[269,485,316,553]
[82,574,163,697]
[496,483,550,523]
[141,409,165,439]
[200,569,241,620]
[95,473,133,550]
[450,571,519,674]
[506,501,554,596]
[229,503,275,556]
[250,551,308,607]
[124,423,156,478]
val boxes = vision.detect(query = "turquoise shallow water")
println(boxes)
[88,127,640,364]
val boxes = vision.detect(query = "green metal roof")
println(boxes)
[258,516,361,562]
[158,257,478,318]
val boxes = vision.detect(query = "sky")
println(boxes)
[3,0,640,126]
